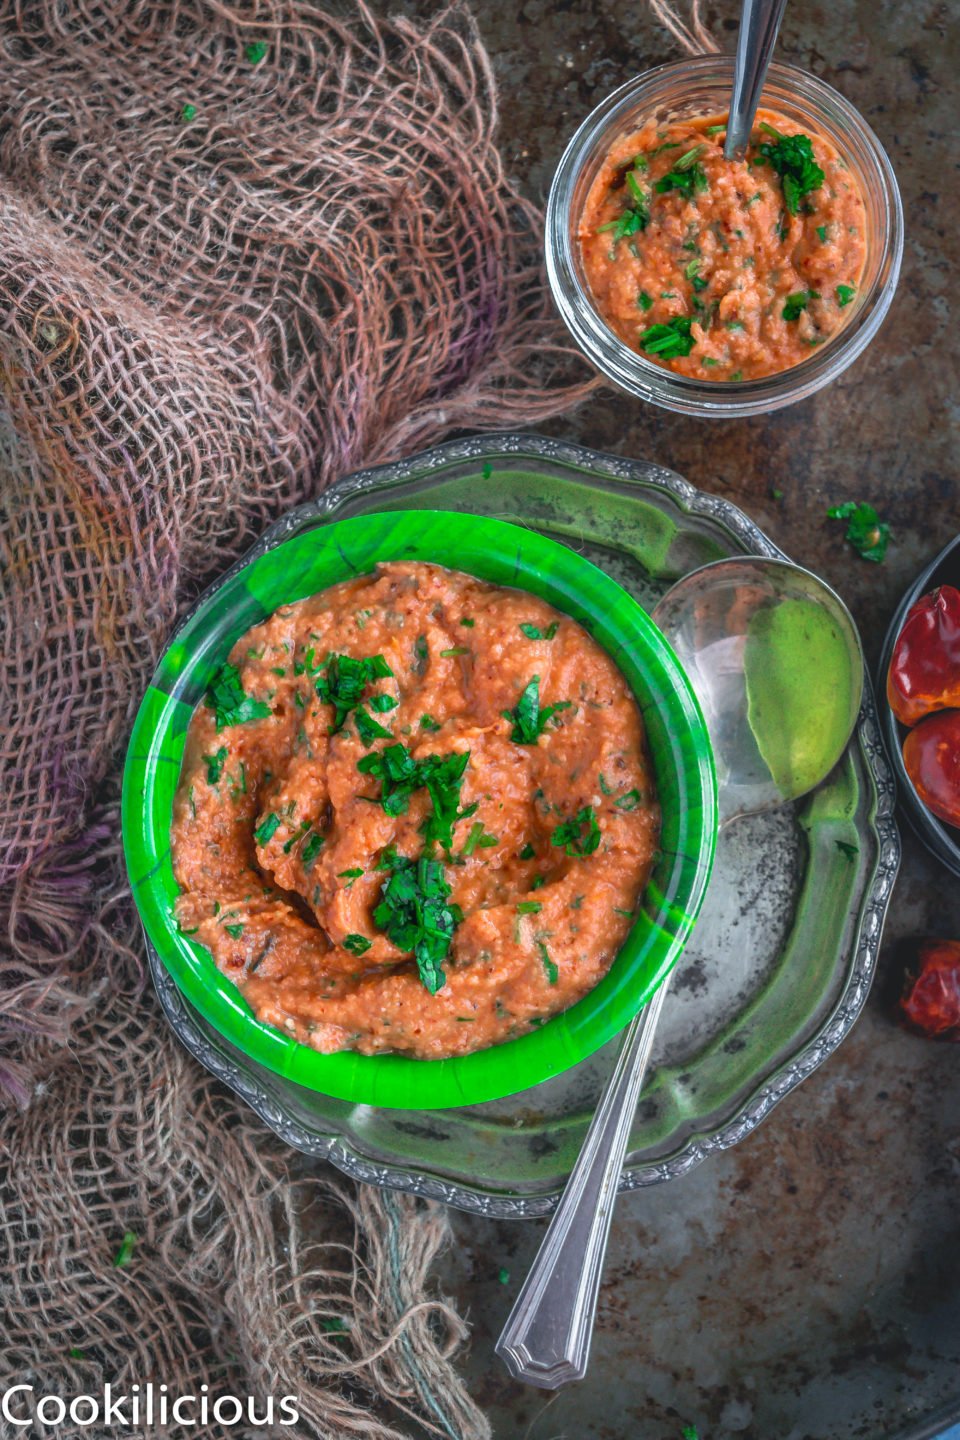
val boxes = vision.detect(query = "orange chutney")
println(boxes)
[171,562,659,1060]
[579,110,867,381]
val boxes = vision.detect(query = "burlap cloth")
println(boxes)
[0,1,602,1434]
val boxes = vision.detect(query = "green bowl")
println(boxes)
[122,510,717,1109]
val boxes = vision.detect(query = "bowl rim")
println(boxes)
[878,533,960,877]
[545,54,905,417]
[122,508,718,1109]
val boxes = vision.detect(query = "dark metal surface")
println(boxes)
[415,2,960,1436]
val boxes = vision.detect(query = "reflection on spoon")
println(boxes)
[496,556,864,1389]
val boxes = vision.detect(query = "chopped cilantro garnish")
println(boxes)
[519,842,536,860]
[354,706,393,746]
[338,867,364,887]
[684,257,708,291]
[315,653,393,732]
[757,123,824,214]
[204,663,271,731]
[254,813,281,846]
[301,833,325,868]
[598,774,613,795]
[516,901,542,915]
[245,40,269,64]
[519,621,560,641]
[531,875,546,891]
[283,819,312,854]
[373,853,462,993]
[343,933,371,955]
[552,806,601,858]
[203,747,228,784]
[369,693,397,713]
[816,224,829,242]
[460,617,475,627]
[827,500,890,563]
[419,714,441,732]
[726,320,744,331]
[655,144,708,199]
[637,289,654,312]
[503,676,571,745]
[224,923,244,939]
[704,123,725,135]
[614,789,642,810]
[640,316,695,359]
[598,168,650,243]
[358,743,422,816]
[419,751,477,854]
[112,1231,137,1268]
[782,289,819,321]
[440,646,470,658]
[836,283,856,307]
[537,941,559,985]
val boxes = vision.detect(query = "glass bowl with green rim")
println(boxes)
[122,509,717,1109]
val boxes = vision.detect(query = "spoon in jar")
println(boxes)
[496,556,864,1388]
[724,0,790,160]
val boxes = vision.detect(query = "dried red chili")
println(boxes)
[902,709,960,828]
[887,584,960,726]
[899,939,960,1041]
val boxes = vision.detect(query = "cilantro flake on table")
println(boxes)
[640,316,695,359]
[827,500,891,563]
[181,103,197,122]
[112,1231,137,1269]
[373,853,462,994]
[552,806,602,858]
[757,123,824,214]
[498,1267,510,1285]
[502,675,571,745]
[245,40,269,64]
[204,662,272,731]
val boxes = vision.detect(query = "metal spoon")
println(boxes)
[724,0,790,160]
[496,557,864,1388]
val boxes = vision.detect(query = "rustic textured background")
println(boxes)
[422,1,960,1437]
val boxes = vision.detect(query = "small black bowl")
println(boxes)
[878,534,960,878]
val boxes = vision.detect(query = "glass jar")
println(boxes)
[545,56,904,417]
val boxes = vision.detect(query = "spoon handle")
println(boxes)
[494,977,670,1388]
[724,0,789,160]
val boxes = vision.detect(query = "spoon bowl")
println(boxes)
[653,557,864,823]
